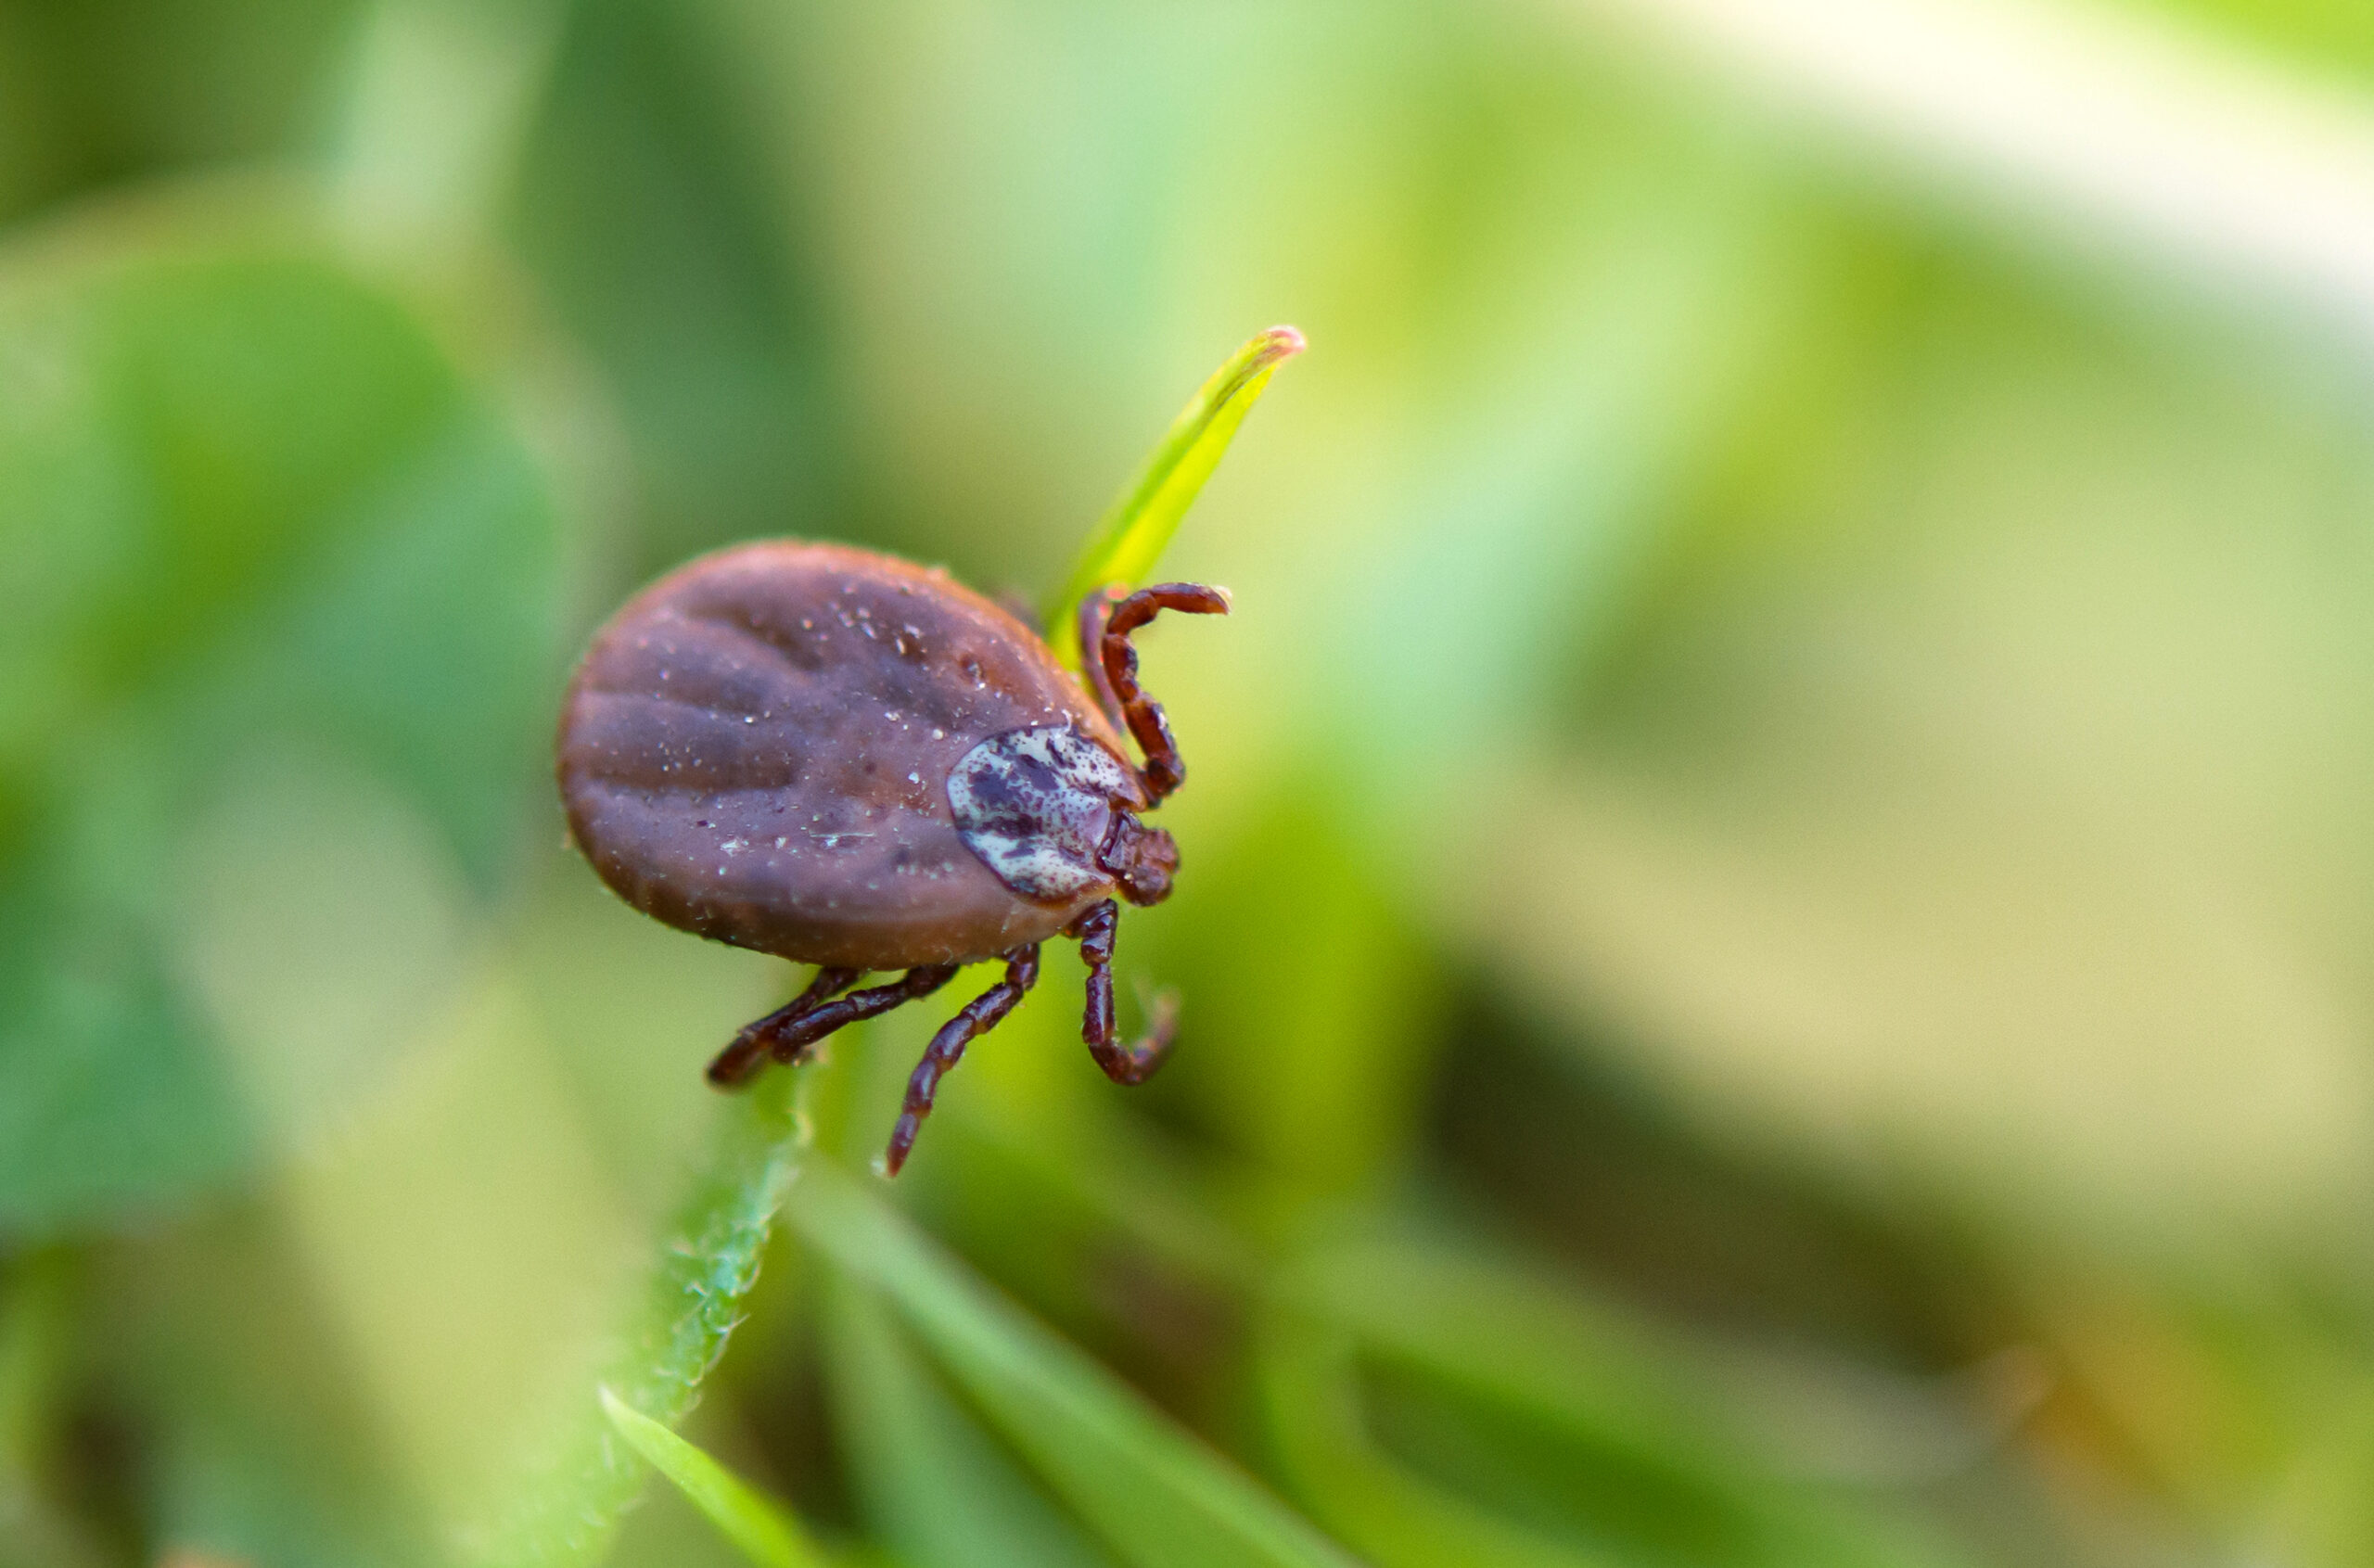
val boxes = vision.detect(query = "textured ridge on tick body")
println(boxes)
[557,541,1131,969]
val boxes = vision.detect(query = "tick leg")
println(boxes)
[1075,585,1130,734]
[708,964,960,1090]
[707,966,862,1087]
[1101,581,1229,803]
[1068,899,1180,1086]
[767,964,962,1065]
[884,946,1041,1176]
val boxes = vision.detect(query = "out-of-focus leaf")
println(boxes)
[2135,0,2374,84]
[1445,223,2374,1251]
[601,1386,825,1568]
[332,0,570,258]
[2262,1382,2374,1567]
[510,0,837,573]
[788,1156,1356,1568]
[0,1252,67,1482]
[468,1073,804,1568]
[0,0,373,226]
[107,1197,436,1568]
[1131,784,1442,1197]
[1308,172,1803,819]
[1267,1228,1968,1568]
[0,194,570,1234]
[1044,325,1303,664]
[0,1252,108,1568]
[1256,1308,1630,1568]
[823,1275,1117,1568]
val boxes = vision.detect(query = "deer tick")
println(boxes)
[555,541,1224,1173]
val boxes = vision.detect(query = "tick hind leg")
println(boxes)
[706,963,958,1089]
[1068,899,1180,1085]
[707,965,862,1087]
[884,945,1041,1175]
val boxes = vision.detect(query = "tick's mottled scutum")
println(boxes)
[555,540,1224,1173]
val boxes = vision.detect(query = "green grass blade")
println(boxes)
[1044,325,1305,662]
[1276,1230,1972,1568]
[1253,1311,1630,1568]
[468,1075,808,1567]
[823,1274,1118,1568]
[787,1157,1355,1568]
[600,1387,825,1568]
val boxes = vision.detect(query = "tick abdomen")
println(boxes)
[557,541,1130,968]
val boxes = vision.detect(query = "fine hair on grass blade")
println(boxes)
[1044,325,1305,665]
[466,1074,808,1567]
[600,1387,826,1568]
[787,1156,1356,1568]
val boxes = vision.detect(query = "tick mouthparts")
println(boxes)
[1098,812,1178,907]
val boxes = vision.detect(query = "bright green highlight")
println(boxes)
[1045,325,1305,664]
[789,1155,1356,1568]
[599,1387,826,1568]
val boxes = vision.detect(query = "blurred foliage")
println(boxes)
[6,1,2374,1567]
[0,194,566,1233]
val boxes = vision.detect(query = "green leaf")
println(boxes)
[823,1275,1117,1568]
[787,1156,1356,1568]
[469,1075,807,1567]
[1253,1309,1631,1568]
[1043,325,1304,663]
[600,1387,825,1568]
[0,194,572,1234]
[1266,1230,1970,1568]
[511,0,836,571]
[0,1250,112,1568]
[109,1203,439,1568]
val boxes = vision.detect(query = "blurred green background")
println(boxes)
[9,0,2374,1564]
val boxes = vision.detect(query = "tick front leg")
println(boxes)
[884,946,1041,1176]
[707,965,862,1087]
[1068,899,1180,1086]
[1100,582,1229,803]
[1076,584,1130,735]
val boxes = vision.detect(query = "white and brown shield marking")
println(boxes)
[947,725,1141,903]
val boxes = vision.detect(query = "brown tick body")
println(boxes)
[555,540,1224,1173]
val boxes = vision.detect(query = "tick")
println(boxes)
[555,541,1226,1173]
